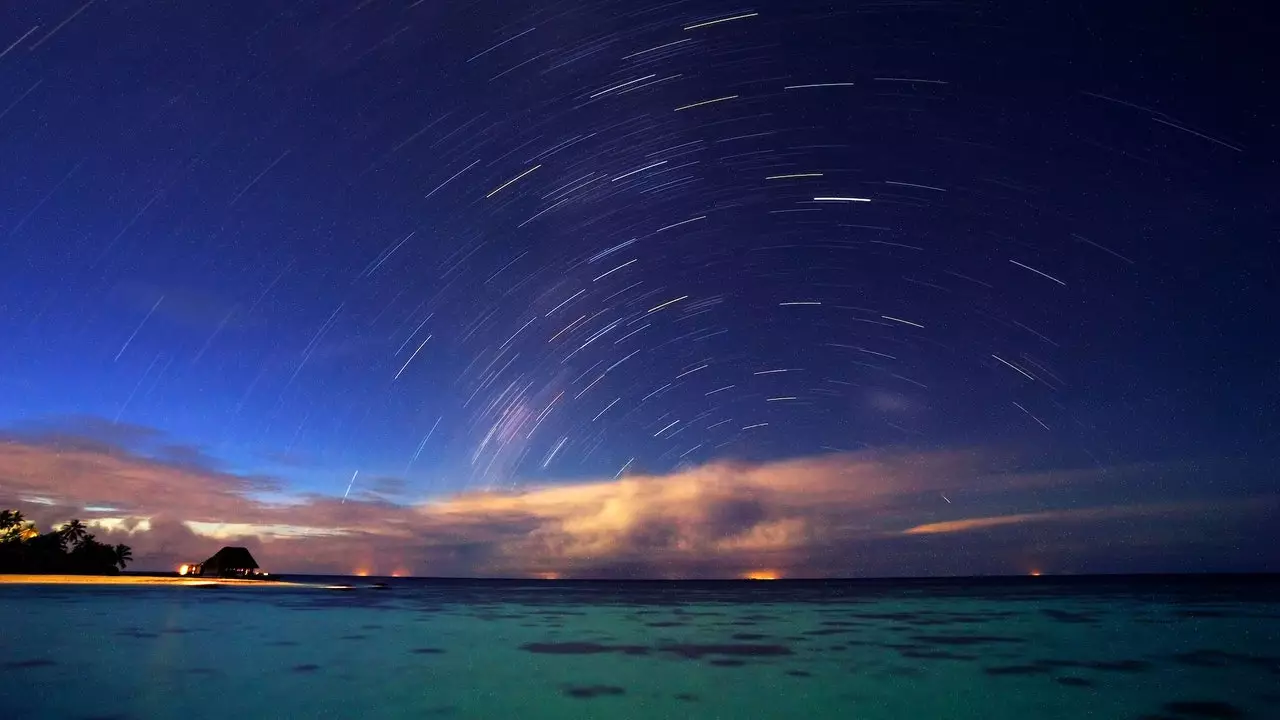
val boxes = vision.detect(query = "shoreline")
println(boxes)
[0,574,299,587]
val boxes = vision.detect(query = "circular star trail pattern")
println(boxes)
[0,1,1271,495]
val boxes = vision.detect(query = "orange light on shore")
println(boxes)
[1030,570,1043,577]
[743,570,780,581]
[354,568,370,577]
[177,564,189,576]
[535,572,561,580]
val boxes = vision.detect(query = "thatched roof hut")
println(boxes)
[199,546,260,577]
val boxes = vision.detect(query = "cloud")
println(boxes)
[904,509,1104,535]
[900,500,1249,536]
[1,424,1276,577]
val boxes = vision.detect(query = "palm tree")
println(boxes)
[60,519,87,547]
[114,544,133,571]
[0,509,24,530]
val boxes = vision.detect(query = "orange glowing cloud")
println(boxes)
[900,498,1274,536]
[903,512,1067,535]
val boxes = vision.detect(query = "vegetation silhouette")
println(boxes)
[0,509,133,575]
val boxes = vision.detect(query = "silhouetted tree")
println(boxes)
[68,534,121,574]
[114,544,133,571]
[60,519,88,546]
[0,509,25,534]
[22,531,67,572]
[0,508,133,575]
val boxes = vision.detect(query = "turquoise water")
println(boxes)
[3,577,1278,719]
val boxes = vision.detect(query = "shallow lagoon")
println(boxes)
[3,576,1278,719]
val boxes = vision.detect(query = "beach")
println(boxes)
[0,573,298,586]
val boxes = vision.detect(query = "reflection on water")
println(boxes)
[3,576,1278,719]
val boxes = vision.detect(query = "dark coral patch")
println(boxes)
[1173,650,1235,668]
[291,664,322,673]
[411,647,445,654]
[709,658,747,667]
[645,621,685,628]
[1172,649,1279,670]
[855,612,919,621]
[522,642,611,654]
[1176,610,1233,619]
[731,633,768,640]
[1056,676,1093,687]
[1041,609,1096,624]
[984,665,1050,676]
[1086,659,1150,673]
[1161,700,1246,719]
[6,658,57,669]
[520,642,648,656]
[910,634,1023,646]
[674,693,699,702]
[899,649,977,661]
[786,669,813,677]
[339,634,368,641]
[563,685,625,699]
[658,643,792,659]
[1026,658,1149,674]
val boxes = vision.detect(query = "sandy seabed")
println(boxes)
[0,574,297,586]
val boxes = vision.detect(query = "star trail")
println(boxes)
[0,1,1274,576]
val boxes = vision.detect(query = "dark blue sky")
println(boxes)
[0,0,1276,575]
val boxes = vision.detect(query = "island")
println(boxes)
[0,509,132,575]
[0,508,295,586]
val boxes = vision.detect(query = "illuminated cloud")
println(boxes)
[1,428,1275,577]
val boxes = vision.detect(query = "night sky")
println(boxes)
[1,1,1276,577]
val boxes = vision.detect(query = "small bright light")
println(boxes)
[744,570,780,581]
[535,572,561,580]
[1030,570,1043,577]
[178,564,189,576]
[354,568,370,577]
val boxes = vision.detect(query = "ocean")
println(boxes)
[3,575,1277,719]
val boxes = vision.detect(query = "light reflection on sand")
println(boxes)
[0,574,298,586]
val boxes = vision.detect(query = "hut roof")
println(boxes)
[202,546,259,570]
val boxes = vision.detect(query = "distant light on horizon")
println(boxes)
[743,569,781,580]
